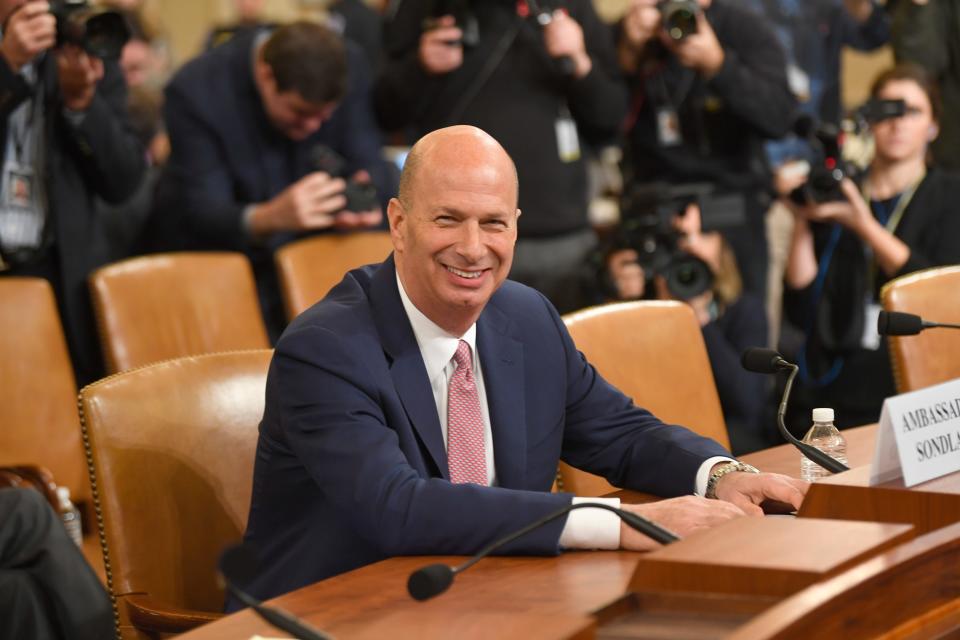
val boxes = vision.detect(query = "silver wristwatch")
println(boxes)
[705,461,759,499]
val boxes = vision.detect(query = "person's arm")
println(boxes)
[891,0,949,75]
[556,1,629,143]
[57,56,146,204]
[840,0,891,51]
[698,6,796,139]
[784,211,819,291]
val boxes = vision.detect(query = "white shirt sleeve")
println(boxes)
[694,456,737,496]
[558,497,622,550]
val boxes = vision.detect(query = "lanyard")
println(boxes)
[862,170,925,296]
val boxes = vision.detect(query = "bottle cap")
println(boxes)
[812,407,834,422]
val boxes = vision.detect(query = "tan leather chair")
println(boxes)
[79,349,272,639]
[274,231,394,319]
[881,265,960,393]
[559,301,730,496]
[89,252,270,373]
[0,278,89,504]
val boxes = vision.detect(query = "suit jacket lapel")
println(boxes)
[369,257,449,478]
[478,301,527,489]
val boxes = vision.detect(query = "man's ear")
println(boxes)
[387,197,405,252]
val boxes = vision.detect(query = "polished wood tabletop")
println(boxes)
[176,425,881,639]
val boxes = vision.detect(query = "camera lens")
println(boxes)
[665,255,713,300]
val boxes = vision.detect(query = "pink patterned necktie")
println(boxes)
[447,340,488,485]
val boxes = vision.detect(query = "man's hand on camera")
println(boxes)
[607,248,646,300]
[542,10,591,79]
[57,44,104,112]
[418,15,463,75]
[331,170,383,230]
[662,11,724,78]
[250,172,347,236]
[793,178,871,233]
[0,0,55,71]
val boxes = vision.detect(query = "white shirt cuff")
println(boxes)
[558,497,621,550]
[695,456,737,496]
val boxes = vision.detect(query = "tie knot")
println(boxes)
[453,340,472,370]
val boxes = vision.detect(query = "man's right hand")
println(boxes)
[1,1,56,72]
[418,15,463,75]
[249,172,348,236]
[618,496,750,551]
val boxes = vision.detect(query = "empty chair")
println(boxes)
[89,252,270,373]
[881,265,960,392]
[274,231,394,319]
[0,278,89,505]
[79,349,272,639]
[559,301,729,496]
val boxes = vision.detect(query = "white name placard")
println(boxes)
[870,377,960,487]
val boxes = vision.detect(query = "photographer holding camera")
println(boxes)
[617,0,796,305]
[0,0,145,384]
[373,0,626,313]
[782,63,960,431]
[149,21,392,338]
[601,195,771,454]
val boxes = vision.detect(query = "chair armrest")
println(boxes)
[125,594,223,634]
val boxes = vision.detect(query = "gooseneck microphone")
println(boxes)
[218,545,333,640]
[741,347,850,475]
[408,502,678,601]
[877,310,960,336]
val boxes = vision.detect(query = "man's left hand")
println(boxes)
[57,45,104,112]
[542,10,592,79]
[663,12,724,78]
[714,470,809,515]
[333,170,383,230]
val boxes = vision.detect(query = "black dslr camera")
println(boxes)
[52,0,130,59]
[310,146,379,213]
[658,0,700,41]
[790,98,907,205]
[612,182,744,300]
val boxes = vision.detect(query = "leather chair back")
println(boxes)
[881,265,960,392]
[79,349,272,639]
[0,278,89,502]
[275,231,394,319]
[89,252,270,373]
[560,301,729,496]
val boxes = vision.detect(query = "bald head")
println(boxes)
[398,126,518,211]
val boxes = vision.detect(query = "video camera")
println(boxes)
[52,0,130,60]
[789,98,907,205]
[613,182,744,300]
[658,0,700,41]
[310,146,379,213]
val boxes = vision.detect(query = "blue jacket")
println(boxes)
[238,256,729,605]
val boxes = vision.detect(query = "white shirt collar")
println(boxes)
[396,273,478,384]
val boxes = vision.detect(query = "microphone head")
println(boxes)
[741,347,787,374]
[408,563,454,601]
[218,543,261,590]
[878,310,924,336]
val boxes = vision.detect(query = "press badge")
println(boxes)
[555,112,581,163]
[861,300,882,350]
[656,107,682,146]
[4,161,34,208]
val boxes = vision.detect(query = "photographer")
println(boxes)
[149,21,392,338]
[601,197,771,454]
[782,63,960,431]
[373,0,627,313]
[0,0,145,384]
[616,0,796,304]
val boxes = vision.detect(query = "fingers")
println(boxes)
[619,495,748,550]
[716,472,809,513]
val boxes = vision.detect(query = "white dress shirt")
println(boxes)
[396,274,729,549]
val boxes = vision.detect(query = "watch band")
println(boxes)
[705,461,759,499]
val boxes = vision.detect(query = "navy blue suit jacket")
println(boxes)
[238,256,729,606]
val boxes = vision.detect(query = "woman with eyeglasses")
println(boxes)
[782,63,960,432]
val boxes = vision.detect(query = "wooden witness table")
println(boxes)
[177,424,960,639]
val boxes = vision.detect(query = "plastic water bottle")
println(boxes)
[800,407,848,482]
[56,486,83,547]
